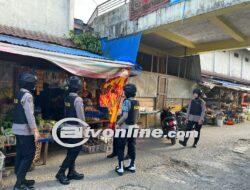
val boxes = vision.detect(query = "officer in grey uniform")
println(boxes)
[56,76,85,185]
[12,73,40,190]
[179,88,206,148]
[115,84,140,176]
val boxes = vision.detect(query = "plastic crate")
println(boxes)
[0,151,5,170]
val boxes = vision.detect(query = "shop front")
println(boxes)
[200,78,250,126]
[0,35,132,173]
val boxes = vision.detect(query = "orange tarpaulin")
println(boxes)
[99,72,129,129]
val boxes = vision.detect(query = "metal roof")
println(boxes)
[0,25,74,47]
[0,34,108,60]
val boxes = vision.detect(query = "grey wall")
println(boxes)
[200,49,250,81]
[128,71,196,99]
[91,0,249,39]
[0,0,75,37]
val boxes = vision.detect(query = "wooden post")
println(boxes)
[165,55,169,75]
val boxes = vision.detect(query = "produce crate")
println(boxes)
[82,144,97,154]
[100,143,112,152]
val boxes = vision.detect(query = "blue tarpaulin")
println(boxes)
[101,33,142,65]
[170,0,182,4]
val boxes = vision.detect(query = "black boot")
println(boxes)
[23,179,35,188]
[56,168,70,185]
[13,181,34,190]
[13,184,32,190]
[107,152,117,158]
[67,167,84,180]
[115,166,124,176]
[192,143,197,148]
[179,140,187,147]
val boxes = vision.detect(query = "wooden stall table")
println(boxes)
[33,136,52,166]
[139,111,160,128]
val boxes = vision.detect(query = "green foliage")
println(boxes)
[69,31,102,54]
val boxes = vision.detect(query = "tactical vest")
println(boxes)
[125,99,140,125]
[189,98,203,116]
[13,90,29,124]
[64,94,78,125]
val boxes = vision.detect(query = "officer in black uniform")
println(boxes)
[179,88,206,148]
[115,84,140,176]
[56,76,85,185]
[12,73,40,190]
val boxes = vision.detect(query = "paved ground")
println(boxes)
[2,122,250,190]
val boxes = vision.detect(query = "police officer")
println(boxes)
[12,73,40,190]
[115,84,140,176]
[179,88,206,148]
[56,76,85,185]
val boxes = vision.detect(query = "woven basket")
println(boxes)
[33,142,42,164]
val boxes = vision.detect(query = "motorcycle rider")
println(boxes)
[179,88,206,148]
[56,76,85,185]
[12,73,40,190]
[115,84,140,176]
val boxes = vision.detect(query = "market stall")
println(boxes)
[0,35,132,171]
[200,78,250,126]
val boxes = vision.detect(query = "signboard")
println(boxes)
[129,0,170,20]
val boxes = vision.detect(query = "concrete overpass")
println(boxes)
[89,0,250,57]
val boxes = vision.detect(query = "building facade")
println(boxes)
[0,0,75,37]
[200,49,250,82]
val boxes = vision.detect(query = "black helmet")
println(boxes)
[124,83,137,98]
[18,73,38,91]
[193,88,202,96]
[67,76,82,92]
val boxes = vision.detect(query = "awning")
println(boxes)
[0,35,132,78]
[201,78,250,92]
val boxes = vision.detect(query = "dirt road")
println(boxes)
[2,123,250,190]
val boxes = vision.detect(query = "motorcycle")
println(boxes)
[160,107,178,145]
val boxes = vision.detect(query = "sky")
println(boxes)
[74,0,107,23]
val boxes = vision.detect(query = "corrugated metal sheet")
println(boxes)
[207,78,250,91]
[0,34,108,60]
[0,25,74,47]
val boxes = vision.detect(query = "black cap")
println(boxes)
[124,83,137,98]
[193,88,202,96]
[18,72,38,90]
[67,76,82,92]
